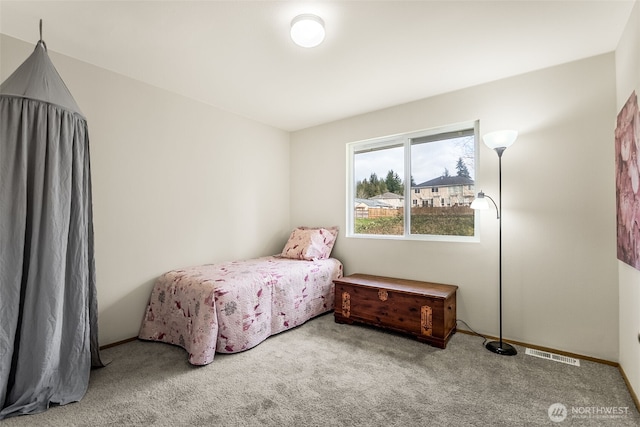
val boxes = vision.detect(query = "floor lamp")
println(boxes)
[471,129,518,356]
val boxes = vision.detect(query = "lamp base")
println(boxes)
[486,341,517,356]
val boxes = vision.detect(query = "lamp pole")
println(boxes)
[486,146,517,356]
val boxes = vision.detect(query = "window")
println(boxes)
[347,121,478,241]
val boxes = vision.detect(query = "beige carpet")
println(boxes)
[3,313,639,426]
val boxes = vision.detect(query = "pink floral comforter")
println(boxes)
[138,256,343,365]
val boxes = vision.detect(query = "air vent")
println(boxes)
[525,348,580,366]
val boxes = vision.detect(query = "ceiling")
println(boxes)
[0,1,635,131]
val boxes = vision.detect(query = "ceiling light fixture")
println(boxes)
[290,14,325,48]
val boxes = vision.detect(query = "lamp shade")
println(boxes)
[470,196,490,210]
[483,130,518,150]
[291,14,325,48]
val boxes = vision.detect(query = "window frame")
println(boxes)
[346,120,480,242]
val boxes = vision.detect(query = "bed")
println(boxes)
[138,227,342,365]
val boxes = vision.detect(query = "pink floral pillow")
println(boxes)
[281,226,338,260]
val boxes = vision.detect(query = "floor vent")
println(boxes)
[525,348,580,366]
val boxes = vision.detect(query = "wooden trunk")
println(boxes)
[333,274,458,349]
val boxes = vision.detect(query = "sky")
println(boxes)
[354,136,475,186]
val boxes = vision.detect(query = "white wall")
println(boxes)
[291,54,619,361]
[1,34,291,345]
[616,0,640,403]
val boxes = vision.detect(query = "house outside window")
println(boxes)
[413,176,476,208]
[347,121,478,241]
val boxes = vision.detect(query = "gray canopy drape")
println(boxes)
[0,39,103,420]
